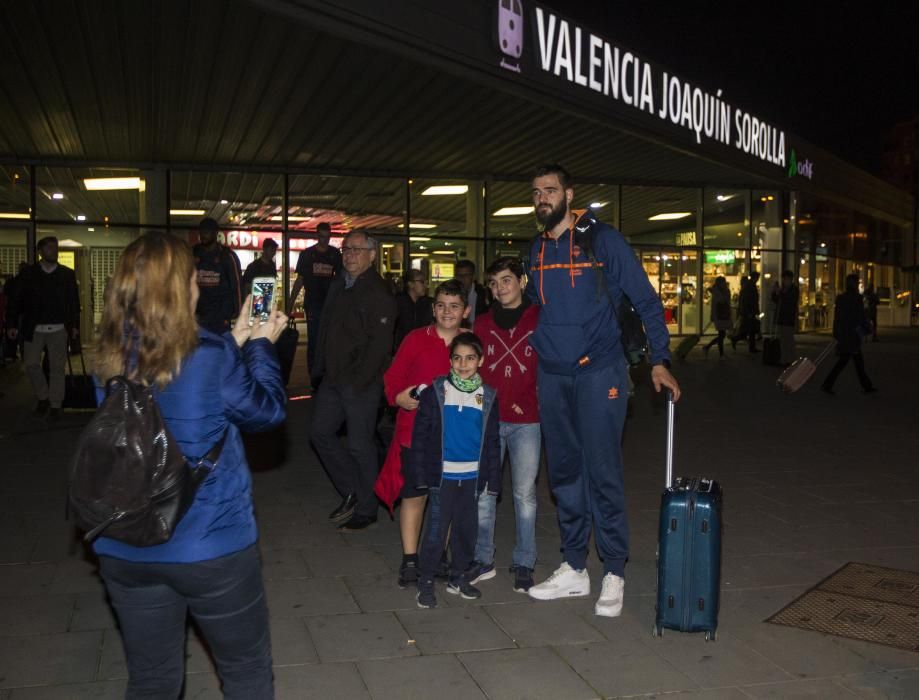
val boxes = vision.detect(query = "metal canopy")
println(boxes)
[0,0,911,227]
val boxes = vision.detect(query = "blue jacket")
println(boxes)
[93,330,286,563]
[526,210,671,374]
[407,377,502,495]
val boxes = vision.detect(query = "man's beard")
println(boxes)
[535,199,568,231]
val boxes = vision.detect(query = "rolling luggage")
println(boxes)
[652,391,722,640]
[762,336,781,366]
[777,340,836,393]
[275,320,299,386]
[63,353,98,410]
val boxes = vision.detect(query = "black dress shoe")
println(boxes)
[328,493,357,523]
[337,514,377,532]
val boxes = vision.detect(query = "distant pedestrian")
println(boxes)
[821,273,876,395]
[455,260,490,325]
[410,332,502,609]
[864,284,880,342]
[702,276,732,358]
[6,237,80,419]
[393,269,434,350]
[193,217,242,333]
[241,238,278,298]
[287,222,343,376]
[731,271,760,352]
[772,270,800,364]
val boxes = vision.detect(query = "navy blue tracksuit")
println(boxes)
[527,211,671,577]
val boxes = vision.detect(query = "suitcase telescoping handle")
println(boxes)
[665,389,675,489]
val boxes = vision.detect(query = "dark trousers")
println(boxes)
[822,351,874,391]
[306,304,323,376]
[310,380,382,518]
[99,545,273,700]
[703,330,726,356]
[731,317,757,350]
[419,480,478,582]
[538,361,629,577]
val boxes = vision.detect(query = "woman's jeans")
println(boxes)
[475,422,541,569]
[99,545,274,699]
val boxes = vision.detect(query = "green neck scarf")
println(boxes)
[448,369,483,393]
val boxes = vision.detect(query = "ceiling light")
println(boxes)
[220,199,229,205]
[58,239,83,247]
[87,228,95,232]
[411,253,430,257]
[397,223,437,229]
[51,193,64,200]
[410,236,431,242]
[421,185,468,196]
[715,194,734,202]
[269,215,312,222]
[76,215,86,221]
[432,250,454,255]
[381,244,395,249]
[0,212,30,219]
[648,212,692,221]
[590,202,607,209]
[170,209,206,216]
[493,206,534,216]
[83,177,142,191]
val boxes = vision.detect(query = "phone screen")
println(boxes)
[250,278,275,324]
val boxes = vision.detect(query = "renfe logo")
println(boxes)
[787,149,814,180]
[497,0,524,73]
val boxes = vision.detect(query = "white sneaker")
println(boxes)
[527,562,590,600]
[594,573,625,617]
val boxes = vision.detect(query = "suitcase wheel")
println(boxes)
[704,629,717,642]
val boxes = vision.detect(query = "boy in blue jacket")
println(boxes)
[408,332,501,608]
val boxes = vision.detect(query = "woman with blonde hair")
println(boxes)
[93,231,287,699]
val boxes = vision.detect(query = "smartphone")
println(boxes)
[249,277,276,325]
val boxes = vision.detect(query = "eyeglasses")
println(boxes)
[341,246,372,255]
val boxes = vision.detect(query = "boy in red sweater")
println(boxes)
[470,257,541,592]
[374,279,469,587]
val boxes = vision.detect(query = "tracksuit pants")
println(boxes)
[538,360,629,577]
[419,479,478,583]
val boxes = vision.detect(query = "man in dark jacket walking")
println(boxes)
[771,270,799,364]
[6,237,80,418]
[310,230,396,531]
[822,273,876,395]
[731,271,760,352]
[193,217,242,333]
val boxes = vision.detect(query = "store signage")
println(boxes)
[705,250,736,265]
[786,148,814,180]
[216,230,342,251]
[497,3,787,169]
[675,231,697,246]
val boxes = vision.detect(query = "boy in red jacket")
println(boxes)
[470,257,541,592]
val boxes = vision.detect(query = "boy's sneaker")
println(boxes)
[416,579,437,609]
[398,559,419,589]
[446,580,482,600]
[466,560,496,585]
[511,565,534,593]
[528,562,590,600]
[595,573,625,618]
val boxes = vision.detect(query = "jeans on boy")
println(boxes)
[474,422,541,569]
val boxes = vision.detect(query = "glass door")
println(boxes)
[679,250,700,335]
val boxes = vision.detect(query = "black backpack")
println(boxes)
[68,377,225,546]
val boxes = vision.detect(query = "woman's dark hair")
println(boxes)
[486,256,525,280]
[845,273,860,292]
[449,331,483,358]
[434,278,468,305]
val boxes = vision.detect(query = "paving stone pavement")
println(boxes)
[1,330,918,698]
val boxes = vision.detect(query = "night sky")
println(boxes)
[562,1,919,176]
